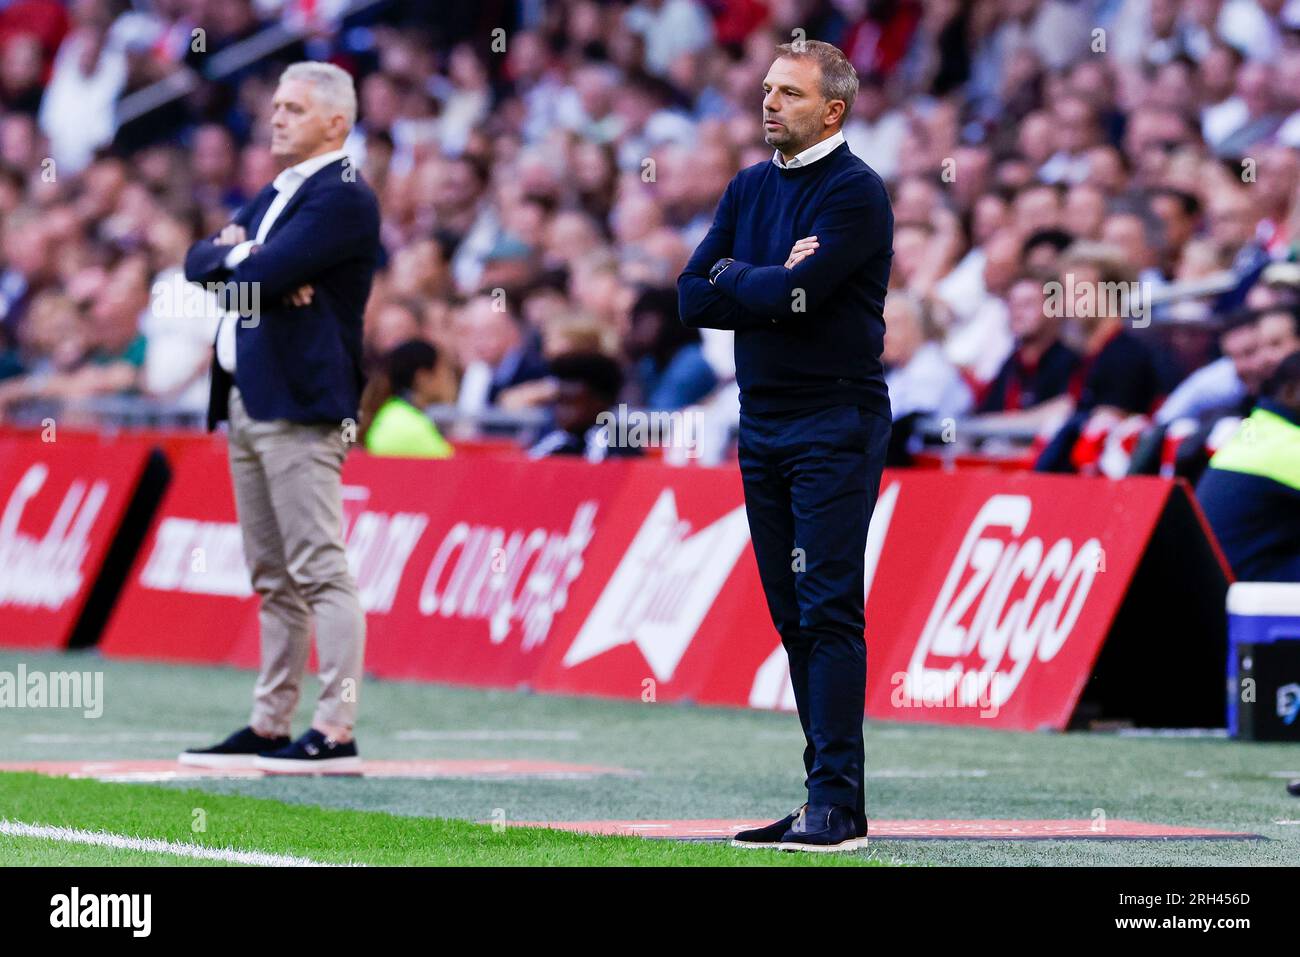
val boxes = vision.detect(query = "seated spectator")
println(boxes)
[0,206,56,357]
[882,293,972,421]
[528,351,641,462]
[1155,309,1266,426]
[453,294,550,421]
[975,273,1080,418]
[366,298,424,362]
[1197,351,1300,582]
[1256,305,1300,378]
[0,253,148,418]
[9,290,85,377]
[360,339,454,459]
[1162,306,1300,482]
[623,286,716,411]
[1035,244,1165,472]
[1022,228,1076,274]
[140,213,218,414]
[936,229,1018,385]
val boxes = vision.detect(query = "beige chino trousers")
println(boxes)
[226,386,365,736]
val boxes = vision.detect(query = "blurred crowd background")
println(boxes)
[1,0,1299,478]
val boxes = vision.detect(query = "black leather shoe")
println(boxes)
[778,804,866,852]
[731,804,806,849]
[178,726,290,769]
[253,728,361,774]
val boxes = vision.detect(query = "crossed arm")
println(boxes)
[184,189,374,306]
[677,174,889,330]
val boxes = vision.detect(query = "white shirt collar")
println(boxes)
[272,148,349,192]
[772,130,845,169]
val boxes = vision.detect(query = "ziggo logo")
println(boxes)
[897,495,1103,717]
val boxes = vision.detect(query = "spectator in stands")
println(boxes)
[0,0,1298,469]
[139,211,217,414]
[453,294,549,422]
[623,286,716,411]
[1197,350,1300,582]
[1,290,82,382]
[883,293,972,422]
[1,32,46,114]
[359,339,453,459]
[1035,244,1165,472]
[1147,187,1202,277]
[937,228,1018,385]
[0,205,56,356]
[527,351,640,462]
[1212,60,1285,158]
[366,298,424,362]
[37,0,126,175]
[1256,305,1300,377]
[623,0,715,78]
[974,272,1080,419]
[1157,310,1268,426]
[0,252,148,417]
[1022,226,1076,272]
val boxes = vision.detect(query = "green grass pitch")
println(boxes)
[1,651,1297,866]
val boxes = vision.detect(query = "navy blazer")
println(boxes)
[184,157,381,430]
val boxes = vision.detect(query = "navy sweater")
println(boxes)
[677,141,893,420]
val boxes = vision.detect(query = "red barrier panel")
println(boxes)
[99,435,1228,730]
[0,435,154,650]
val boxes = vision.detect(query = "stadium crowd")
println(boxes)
[0,1,1298,515]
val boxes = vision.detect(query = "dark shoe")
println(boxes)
[778,804,866,852]
[178,726,290,769]
[253,729,361,775]
[731,804,806,849]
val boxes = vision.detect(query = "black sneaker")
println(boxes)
[731,804,806,849]
[253,729,361,775]
[778,804,866,852]
[178,726,290,769]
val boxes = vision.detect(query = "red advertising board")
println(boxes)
[99,436,1223,731]
[0,435,154,650]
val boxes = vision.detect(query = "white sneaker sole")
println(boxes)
[730,838,788,849]
[777,836,869,853]
[252,754,362,775]
[176,752,260,769]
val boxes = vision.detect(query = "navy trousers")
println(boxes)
[738,403,891,822]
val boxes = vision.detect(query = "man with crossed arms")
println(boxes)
[180,62,380,773]
[679,40,894,851]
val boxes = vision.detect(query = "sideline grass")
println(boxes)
[2,652,1297,866]
[0,773,887,867]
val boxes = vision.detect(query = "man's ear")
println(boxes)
[824,99,846,130]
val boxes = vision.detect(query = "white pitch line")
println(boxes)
[0,820,359,868]
[867,769,989,778]
[394,729,582,741]
[21,732,212,744]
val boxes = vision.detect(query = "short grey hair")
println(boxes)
[279,61,357,129]
[774,40,858,119]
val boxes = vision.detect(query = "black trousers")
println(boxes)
[738,403,891,821]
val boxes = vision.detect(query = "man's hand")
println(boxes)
[285,285,314,307]
[217,224,247,247]
[784,235,819,269]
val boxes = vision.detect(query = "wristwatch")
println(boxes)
[708,257,736,285]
